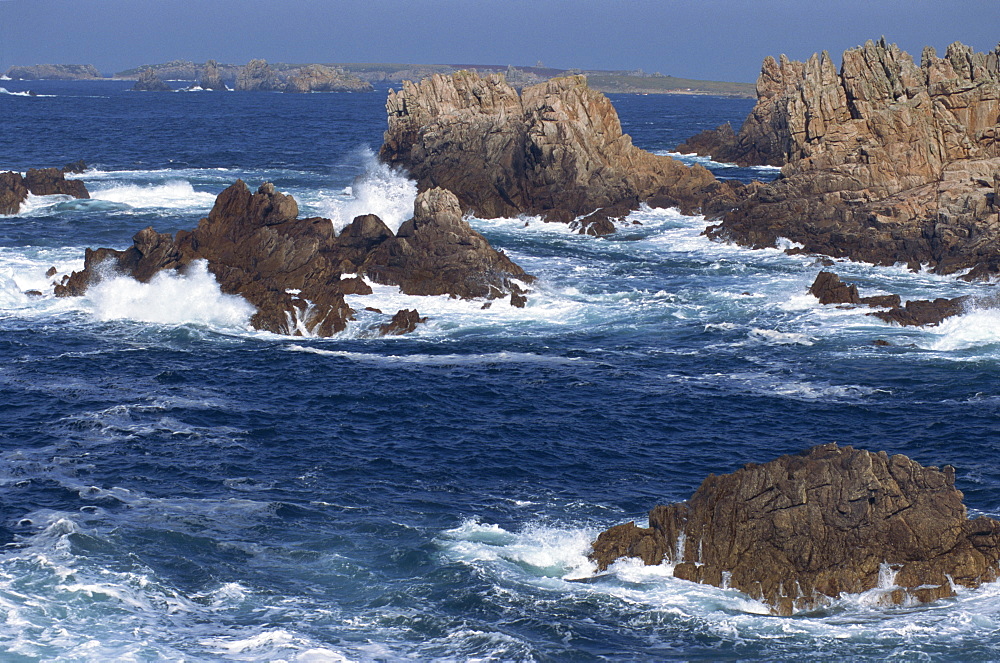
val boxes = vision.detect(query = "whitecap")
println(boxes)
[89,180,218,210]
[316,149,417,233]
[84,260,255,329]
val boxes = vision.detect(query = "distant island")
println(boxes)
[2,60,756,97]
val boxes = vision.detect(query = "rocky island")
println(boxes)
[54,181,530,336]
[591,444,1000,615]
[4,64,101,80]
[380,71,732,235]
[682,39,1000,280]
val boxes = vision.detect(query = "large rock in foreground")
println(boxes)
[380,71,724,232]
[54,182,530,336]
[699,39,1000,279]
[591,444,1000,615]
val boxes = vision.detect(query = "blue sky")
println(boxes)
[2,0,998,81]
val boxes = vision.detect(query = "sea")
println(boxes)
[0,79,998,662]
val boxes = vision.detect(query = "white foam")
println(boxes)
[287,345,587,366]
[85,260,255,329]
[317,149,417,233]
[918,306,1000,353]
[89,180,218,210]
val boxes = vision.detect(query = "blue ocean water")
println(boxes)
[1,79,999,661]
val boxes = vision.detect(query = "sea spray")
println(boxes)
[86,260,255,328]
[319,150,417,233]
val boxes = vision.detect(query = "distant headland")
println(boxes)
[2,59,756,97]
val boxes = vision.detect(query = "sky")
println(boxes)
[1,0,999,82]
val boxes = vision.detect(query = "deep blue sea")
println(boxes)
[1,79,999,661]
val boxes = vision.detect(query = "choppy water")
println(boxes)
[1,79,999,661]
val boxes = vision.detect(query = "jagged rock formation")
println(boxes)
[5,64,100,80]
[200,60,226,90]
[380,71,725,233]
[54,183,530,336]
[378,309,427,335]
[808,271,900,308]
[591,444,1000,615]
[131,68,172,92]
[283,65,373,93]
[235,59,281,92]
[807,270,979,326]
[0,168,90,215]
[698,39,1000,279]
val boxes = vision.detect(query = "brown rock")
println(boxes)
[362,187,532,298]
[380,71,718,229]
[675,122,739,161]
[591,444,1000,615]
[378,309,427,335]
[61,160,87,174]
[808,271,901,308]
[24,168,89,199]
[872,296,970,326]
[705,39,1000,278]
[55,181,530,336]
[0,172,29,215]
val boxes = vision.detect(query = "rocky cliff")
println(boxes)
[235,59,281,92]
[199,60,227,90]
[54,182,530,336]
[691,39,1000,278]
[5,64,101,80]
[283,65,373,93]
[591,444,1000,615]
[380,71,725,234]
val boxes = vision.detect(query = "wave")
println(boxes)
[316,149,417,233]
[84,260,255,329]
[89,180,219,210]
[288,345,589,365]
[0,87,55,98]
[439,518,1000,653]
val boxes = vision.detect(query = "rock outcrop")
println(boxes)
[200,60,227,90]
[54,182,530,336]
[380,71,724,233]
[806,270,992,327]
[131,68,172,92]
[5,64,101,80]
[235,59,280,92]
[0,168,90,215]
[591,444,1000,615]
[283,65,373,93]
[700,39,1000,279]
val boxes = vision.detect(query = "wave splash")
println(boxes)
[319,149,417,233]
[85,260,255,329]
[89,180,219,210]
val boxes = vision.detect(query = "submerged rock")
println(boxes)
[378,309,427,335]
[807,270,994,326]
[380,71,723,232]
[131,68,172,92]
[700,39,1000,279]
[54,182,530,336]
[591,444,1000,615]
